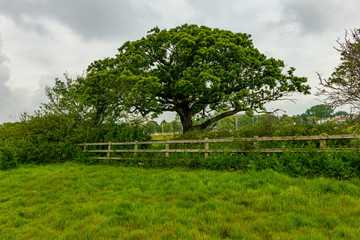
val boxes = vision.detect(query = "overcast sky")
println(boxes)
[0,0,359,123]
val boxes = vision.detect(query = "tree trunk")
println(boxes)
[193,108,243,132]
[178,107,243,133]
[180,113,194,133]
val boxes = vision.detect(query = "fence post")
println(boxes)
[204,138,209,158]
[165,141,170,157]
[320,139,326,149]
[83,144,87,152]
[134,141,138,157]
[108,142,111,159]
[254,136,259,151]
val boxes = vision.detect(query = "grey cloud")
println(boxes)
[279,0,355,34]
[184,0,274,29]
[0,40,10,91]
[0,0,159,40]
[0,38,14,123]
[0,38,45,123]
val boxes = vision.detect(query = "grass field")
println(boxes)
[1,163,360,239]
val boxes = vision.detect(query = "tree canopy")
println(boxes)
[45,24,310,132]
[317,29,360,111]
[305,104,334,119]
[334,111,348,116]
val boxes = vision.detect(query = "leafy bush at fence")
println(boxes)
[0,146,17,170]
[110,149,360,180]
[88,120,360,179]
[2,109,360,180]
[248,150,359,179]
[171,121,351,140]
[0,114,150,164]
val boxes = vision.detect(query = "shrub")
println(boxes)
[0,114,150,164]
[0,147,17,170]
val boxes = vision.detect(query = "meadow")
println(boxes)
[1,162,360,239]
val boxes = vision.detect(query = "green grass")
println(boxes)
[1,163,360,239]
[150,134,177,141]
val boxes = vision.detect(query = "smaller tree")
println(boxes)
[334,111,348,116]
[144,121,157,134]
[317,29,360,110]
[162,123,172,133]
[171,120,182,133]
[305,104,334,119]
[257,114,278,136]
[280,114,294,125]
[292,114,306,124]
[42,71,124,125]
[236,114,252,127]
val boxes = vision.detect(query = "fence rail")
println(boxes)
[79,134,360,160]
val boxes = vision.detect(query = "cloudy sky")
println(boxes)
[0,0,359,123]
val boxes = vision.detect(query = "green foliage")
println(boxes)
[0,147,17,170]
[84,24,309,132]
[279,114,294,125]
[162,122,172,133]
[144,121,157,134]
[247,150,359,179]
[119,149,360,180]
[171,119,183,133]
[127,121,359,179]
[170,120,350,141]
[335,110,349,116]
[43,72,124,125]
[305,104,334,119]
[0,113,150,164]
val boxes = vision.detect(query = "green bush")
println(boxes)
[0,147,17,170]
[243,150,359,180]
[108,149,360,180]
[171,121,351,140]
[0,114,150,164]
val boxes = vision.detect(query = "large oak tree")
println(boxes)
[46,24,310,132]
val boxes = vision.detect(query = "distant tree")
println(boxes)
[157,120,167,133]
[222,114,253,130]
[292,114,307,124]
[237,115,252,127]
[258,114,278,123]
[280,114,294,125]
[144,121,157,134]
[258,114,278,136]
[162,123,172,133]
[334,111,348,116]
[214,115,234,131]
[171,119,183,133]
[305,104,334,118]
[317,29,360,110]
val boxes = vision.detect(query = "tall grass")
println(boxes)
[1,163,360,239]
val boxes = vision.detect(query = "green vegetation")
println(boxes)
[0,146,17,170]
[305,104,334,119]
[89,148,360,180]
[1,163,360,239]
[171,120,354,139]
[45,24,309,132]
[0,114,150,164]
[0,25,359,240]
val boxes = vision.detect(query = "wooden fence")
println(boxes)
[79,134,360,160]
